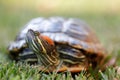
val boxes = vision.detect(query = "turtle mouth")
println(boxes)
[26,29,40,53]
[26,29,47,54]
[26,29,36,44]
[26,29,39,42]
[26,29,48,56]
[26,29,49,65]
[26,29,59,66]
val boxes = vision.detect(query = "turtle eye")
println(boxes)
[34,31,40,36]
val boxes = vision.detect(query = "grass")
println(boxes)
[0,62,120,80]
[0,0,120,80]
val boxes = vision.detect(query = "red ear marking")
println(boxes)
[40,35,54,45]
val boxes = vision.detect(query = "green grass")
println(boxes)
[0,62,120,80]
[0,0,120,80]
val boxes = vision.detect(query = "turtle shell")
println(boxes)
[8,17,106,72]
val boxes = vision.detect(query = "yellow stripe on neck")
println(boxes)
[36,36,47,54]
[36,36,59,65]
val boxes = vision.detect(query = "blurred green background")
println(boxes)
[0,0,120,63]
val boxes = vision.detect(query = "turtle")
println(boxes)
[8,17,108,73]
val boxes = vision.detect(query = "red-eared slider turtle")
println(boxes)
[8,17,107,72]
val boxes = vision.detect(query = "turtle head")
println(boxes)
[26,29,59,66]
